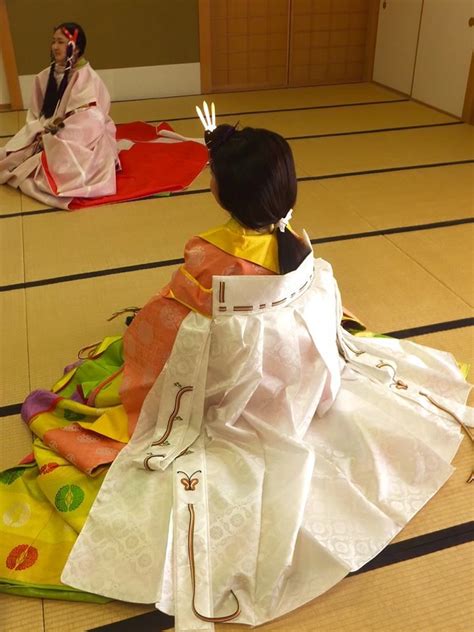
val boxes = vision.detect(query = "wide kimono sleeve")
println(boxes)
[3,69,50,153]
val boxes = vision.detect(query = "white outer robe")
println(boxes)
[62,255,473,630]
[0,63,118,209]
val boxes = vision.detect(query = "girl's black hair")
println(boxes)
[41,23,87,119]
[208,125,311,274]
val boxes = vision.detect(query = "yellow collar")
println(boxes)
[199,218,279,273]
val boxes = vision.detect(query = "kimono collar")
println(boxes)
[199,218,279,273]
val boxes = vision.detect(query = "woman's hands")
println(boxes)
[43,117,65,135]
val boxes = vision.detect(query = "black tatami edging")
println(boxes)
[0,403,22,417]
[285,120,462,140]
[298,159,474,182]
[86,522,473,631]
[1,316,472,420]
[0,257,185,292]
[1,119,462,145]
[385,317,474,339]
[150,97,410,123]
[0,96,409,122]
[349,521,474,576]
[310,217,474,245]
[89,609,174,632]
[2,159,473,220]
[1,217,472,293]
[0,97,411,141]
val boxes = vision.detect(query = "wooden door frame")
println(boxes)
[364,0,381,81]
[462,52,474,124]
[0,0,23,109]
[198,0,212,94]
[199,0,384,92]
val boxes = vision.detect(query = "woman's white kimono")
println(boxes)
[0,63,118,209]
[62,255,473,630]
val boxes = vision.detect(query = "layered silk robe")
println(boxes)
[0,221,472,627]
[0,61,118,209]
[60,222,472,629]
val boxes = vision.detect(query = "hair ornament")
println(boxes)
[61,26,78,45]
[277,208,293,233]
[196,101,216,132]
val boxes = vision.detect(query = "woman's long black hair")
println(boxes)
[207,125,311,274]
[40,23,87,118]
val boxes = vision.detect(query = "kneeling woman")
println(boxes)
[0,23,118,209]
[0,111,472,629]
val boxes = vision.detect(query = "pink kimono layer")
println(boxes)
[0,62,118,209]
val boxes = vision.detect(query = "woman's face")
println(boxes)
[51,30,69,64]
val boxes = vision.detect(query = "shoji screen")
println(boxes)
[289,0,374,86]
[208,0,290,92]
[200,0,377,92]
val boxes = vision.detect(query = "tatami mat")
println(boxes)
[0,217,24,286]
[0,593,44,632]
[0,81,472,632]
[158,100,458,140]
[0,184,22,216]
[0,110,20,137]
[319,163,474,228]
[43,601,155,632]
[388,224,474,306]
[20,182,376,282]
[109,82,402,124]
[21,194,224,281]
[316,237,471,332]
[0,292,29,407]
[214,545,474,632]
[24,267,177,393]
[291,124,474,178]
[413,328,473,374]
[0,415,32,470]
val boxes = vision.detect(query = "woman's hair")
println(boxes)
[207,125,311,274]
[41,23,87,118]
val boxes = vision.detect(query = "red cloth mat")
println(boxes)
[69,122,208,210]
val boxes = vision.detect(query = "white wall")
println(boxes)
[19,62,201,108]
[373,0,423,95]
[412,0,473,117]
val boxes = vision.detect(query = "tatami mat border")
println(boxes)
[1,317,472,420]
[386,318,474,338]
[0,119,461,143]
[298,159,474,182]
[1,217,472,293]
[2,161,473,220]
[284,120,462,141]
[89,610,173,632]
[0,95,408,119]
[0,98,410,140]
[349,521,473,576]
[120,98,413,124]
[87,522,474,632]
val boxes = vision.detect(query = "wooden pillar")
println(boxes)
[364,0,381,81]
[462,52,474,125]
[0,0,23,109]
[198,0,212,94]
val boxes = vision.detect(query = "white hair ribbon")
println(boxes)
[277,208,293,232]
[195,101,216,131]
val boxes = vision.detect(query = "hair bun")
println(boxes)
[206,124,238,151]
